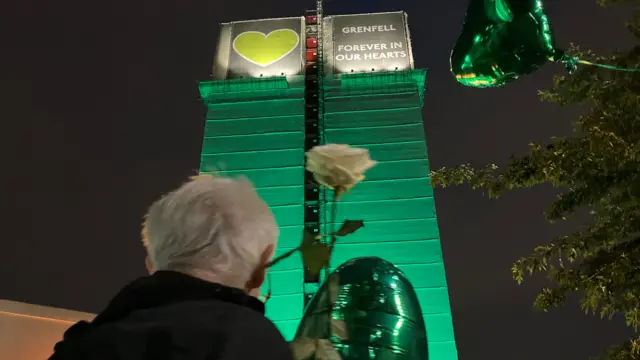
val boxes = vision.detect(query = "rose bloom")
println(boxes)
[305,144,377,190]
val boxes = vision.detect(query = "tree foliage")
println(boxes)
[430,1,640,358]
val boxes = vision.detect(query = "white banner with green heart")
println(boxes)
[232,29,300,67]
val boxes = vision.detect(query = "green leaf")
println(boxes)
[300,229,332,276]
[334,220,365,236]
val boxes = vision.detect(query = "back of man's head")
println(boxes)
[144,175,278,289]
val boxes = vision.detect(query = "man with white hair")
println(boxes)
[49,175,294,360]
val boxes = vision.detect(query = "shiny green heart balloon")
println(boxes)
[451,0,571,88]
[293,257,429,360]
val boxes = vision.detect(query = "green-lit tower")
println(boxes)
[197,3,457,359]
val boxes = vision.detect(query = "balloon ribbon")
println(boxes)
[574,59,640,72]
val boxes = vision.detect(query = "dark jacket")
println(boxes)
[49,271,294,360]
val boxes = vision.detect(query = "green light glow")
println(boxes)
[198,70,458,360]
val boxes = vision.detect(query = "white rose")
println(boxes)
[305,144,377,190]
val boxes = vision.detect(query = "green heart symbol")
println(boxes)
[232,29,300,67]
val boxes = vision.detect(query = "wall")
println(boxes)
[197,71,459,359]
[0,300,95,360]
[198,75,307,339]
[321,69,458,360]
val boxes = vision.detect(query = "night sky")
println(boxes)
[4,0,637,359]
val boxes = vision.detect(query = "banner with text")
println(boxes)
[324,12,413,75]
[211,17,305,80]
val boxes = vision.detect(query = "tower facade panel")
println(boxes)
[198,76,307,338]
[320,70,457,360]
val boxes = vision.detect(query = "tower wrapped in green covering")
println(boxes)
[198,10,458,360]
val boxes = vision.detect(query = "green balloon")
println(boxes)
[293,257,429,359]
[451,0,571,88]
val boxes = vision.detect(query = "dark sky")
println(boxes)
[3,0,637,359]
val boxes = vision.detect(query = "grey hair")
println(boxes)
[144,175,278,287]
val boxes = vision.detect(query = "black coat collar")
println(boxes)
[91,270,265,326]
[51,272,267,359]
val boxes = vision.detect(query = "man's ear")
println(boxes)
[245,244,275,294]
